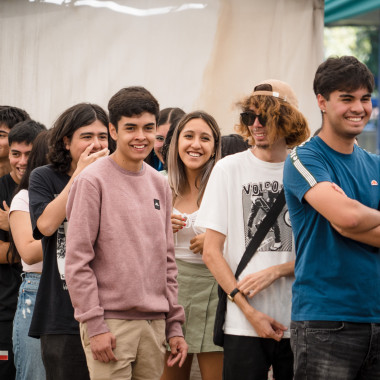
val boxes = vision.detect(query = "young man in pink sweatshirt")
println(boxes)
[65,86,187,380]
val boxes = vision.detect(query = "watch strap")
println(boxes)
[227,287,240,302]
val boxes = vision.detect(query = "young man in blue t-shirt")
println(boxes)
[284,56,380,379]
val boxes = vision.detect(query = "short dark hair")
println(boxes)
[108,86,159,129]
[48,103,109,174]
[313,56,375,100]
[0,106,30,129]
[17,130,50,192]
[221,134,250,158]
[8,120,46,146]
[9,130,50,264]
[144,107,185,170]
[159,108,185,166]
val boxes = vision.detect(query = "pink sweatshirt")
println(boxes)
[65,156,185,339]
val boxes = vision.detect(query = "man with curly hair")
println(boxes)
[284,56,380,379]
[196,80,310,380]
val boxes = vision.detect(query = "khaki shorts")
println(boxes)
[80,319,166,380]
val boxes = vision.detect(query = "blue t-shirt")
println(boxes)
[284,136,380,322]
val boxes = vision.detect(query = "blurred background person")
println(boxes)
[221,134,250,158]
[145,107,185,171]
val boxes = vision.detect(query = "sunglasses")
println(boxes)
[240,112,267,127]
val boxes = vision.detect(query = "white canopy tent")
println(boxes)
[0,0,324,134]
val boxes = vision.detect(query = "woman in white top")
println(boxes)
[9,131,49,380]
[161,111,222,380]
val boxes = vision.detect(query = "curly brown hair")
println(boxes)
[235,95,310,148]
[48,103,109,174]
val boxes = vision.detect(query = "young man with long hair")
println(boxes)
[28,103,110,380]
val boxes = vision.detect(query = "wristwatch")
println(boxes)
[227,288,240,302]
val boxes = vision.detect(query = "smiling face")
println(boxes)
[63,120,109,174]
[177,118,215,174]
[318,87,372,140]
[154,122,170,164]
[247,106,271,149]
[9,141,33,184]
[110,112,156,172]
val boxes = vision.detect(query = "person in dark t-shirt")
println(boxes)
[28,103,110,380]
[0,119,45,380]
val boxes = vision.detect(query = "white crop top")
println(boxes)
[173,208,205,264]
[9,189,43,273]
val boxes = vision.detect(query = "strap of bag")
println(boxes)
[235,188,286,279]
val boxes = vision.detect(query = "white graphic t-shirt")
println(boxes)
[196,149,294,338]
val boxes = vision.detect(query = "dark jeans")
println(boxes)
[40,334,90,380]
[291,320,380,380]
[223,334,293,380]
[0,321,16,380]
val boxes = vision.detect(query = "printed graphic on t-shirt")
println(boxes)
[56,220,69,291]
[53,193,69,290]
[56,221,69,290]
[242,180,292,252]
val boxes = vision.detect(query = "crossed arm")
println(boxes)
[334,225,380,247]
[305,182,380,247]
[202,228,288,342]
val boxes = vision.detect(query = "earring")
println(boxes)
[212,153,215,157]
[322,110,326,113]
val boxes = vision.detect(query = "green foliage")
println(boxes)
[324,26,378,79]
[356,27,378,77]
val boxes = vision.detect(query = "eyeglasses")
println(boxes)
[240,112,267,127]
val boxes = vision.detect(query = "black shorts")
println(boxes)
[223,334,293,380]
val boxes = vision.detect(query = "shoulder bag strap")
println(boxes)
[235,188,286,279]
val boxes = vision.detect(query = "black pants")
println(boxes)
[223,334,293,380]
[41,334,90,380]
[0,321,16,380]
